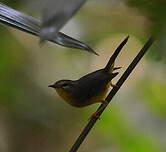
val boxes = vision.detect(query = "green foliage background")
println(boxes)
[0,0,165,152]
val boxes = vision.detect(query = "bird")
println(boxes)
[49,36,129,118]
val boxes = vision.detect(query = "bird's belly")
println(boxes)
[85,85,109,105]
[55,88,78,107]
[55,84,110,108]
[75,84,110,107]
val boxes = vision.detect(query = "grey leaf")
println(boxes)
[40,0,86,41]
[0,3,98,55]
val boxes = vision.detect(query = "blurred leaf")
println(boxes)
[0,27,28,105]
[139,80,166,116]
[126,0,166,62]
[97,107,163,152]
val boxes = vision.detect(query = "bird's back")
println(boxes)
[72,69,113,106]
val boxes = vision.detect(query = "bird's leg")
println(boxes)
[113,66,122,71]
[89,100,108,120]
[110,67,122,88]
[109,66,121,87]
[110,82,117,88]
[110,81,118,88]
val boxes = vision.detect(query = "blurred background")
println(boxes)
[0,0,166,152]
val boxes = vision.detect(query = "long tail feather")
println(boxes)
[104,36,129,72]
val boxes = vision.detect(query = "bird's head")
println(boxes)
[48,80,74,92]
[48,80,77,105]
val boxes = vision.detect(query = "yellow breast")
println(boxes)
[55,88,77,106]
[55,83,110,107]
[87,84,109,105]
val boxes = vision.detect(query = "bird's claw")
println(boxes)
[113,66,122,71]
[110,82,118,88]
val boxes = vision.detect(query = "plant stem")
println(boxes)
[69,37,155,152]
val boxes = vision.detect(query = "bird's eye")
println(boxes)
[62,83,69,88]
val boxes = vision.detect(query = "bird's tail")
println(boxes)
[104,36,129,73]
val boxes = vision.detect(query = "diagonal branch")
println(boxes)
[69,36,155,152]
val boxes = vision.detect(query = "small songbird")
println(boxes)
[49,36,129,118]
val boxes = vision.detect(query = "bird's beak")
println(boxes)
[48,84,57,88]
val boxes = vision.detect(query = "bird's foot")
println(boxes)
[113,66,122,71]
[110,82,118,88]
[88,100,108,121]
